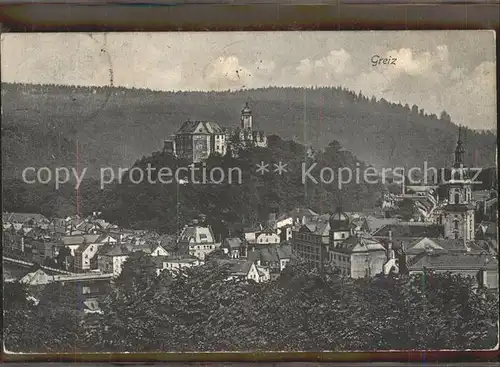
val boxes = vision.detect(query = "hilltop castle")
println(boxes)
[163,102,267,163]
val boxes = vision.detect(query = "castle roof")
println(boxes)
[176,120,224,135]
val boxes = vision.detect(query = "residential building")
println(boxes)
[60,234,100,256]
[19,268,53,286]
[97,244,130,277]
[291,208,393,278]
[246,243,294,280]
[254,229,281,246]
[74,240,104,272]
[329,234,388,278]
[221,237,243,259]
[126,241,170,257]
[177,220,219,260]
[292,215,330,269]
[2,212,49,230]
[256,264,271,282]
[243,226,263,244]
[274,208,318,241]
[2,230,25,253]
[216,259,264,283]
[404,237,487,257]
[31,240,57,265]
[372,222,444,253]
[406,252,498,289]
[154,256,201,276]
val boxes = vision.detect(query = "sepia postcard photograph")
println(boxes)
[1,30,498,354]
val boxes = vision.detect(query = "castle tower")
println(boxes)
[240,102,253,130]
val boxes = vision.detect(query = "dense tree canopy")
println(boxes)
[4,259,498,353]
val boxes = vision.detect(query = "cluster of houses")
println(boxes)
[2,127,498,318]
[288,128,498,289]
[2,210,295,285]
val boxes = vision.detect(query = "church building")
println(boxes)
[436,127,476,241]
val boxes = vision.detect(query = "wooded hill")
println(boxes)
[2,82,497,179]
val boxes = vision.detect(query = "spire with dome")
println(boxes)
[454,125,466,168]
[329,206,350,231]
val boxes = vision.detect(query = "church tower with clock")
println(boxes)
[439,126,476,241]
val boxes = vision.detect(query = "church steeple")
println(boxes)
[454,125,465,168]
[240,102,253,130]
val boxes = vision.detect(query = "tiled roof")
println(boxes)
[408,253,498,271]
[277,208,317,222]
[62,236,86,245]
[3,212,48,223]
[405,237,486,255]
[471,239,497,254]
[364,216,401,233]
[176,120,224,135]
[332,235,386,254]
[300,218,330,236]
[372,223,443,238]
[217,259,253,275]
[178,225,215,244]
[222,238,242,249]
[244,227,262,233]
[98,243,129,257]
[165,256,199,264]
[126,241,165,254]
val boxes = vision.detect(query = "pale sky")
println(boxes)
[1,31,497,130]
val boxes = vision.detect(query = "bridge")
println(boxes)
[3,256,74,275]
[3,256,113,281]
[52,273,114,282]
